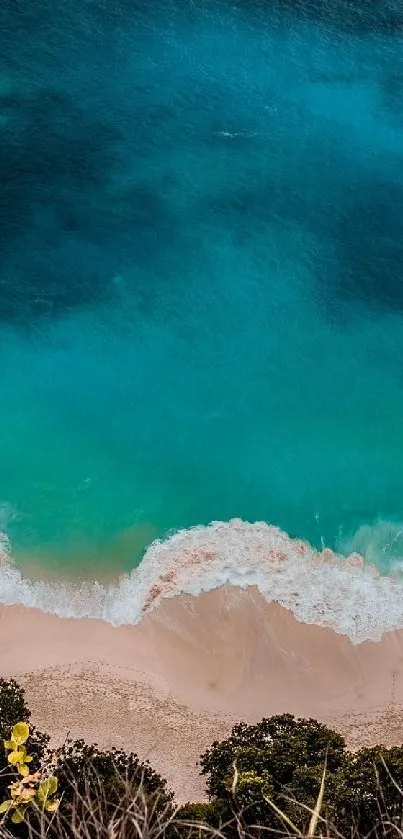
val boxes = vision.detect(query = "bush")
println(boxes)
[0,722,59,826]
[176,803,217,822]
[200,714,345,830]
[0,681,172,838]
[51,739,174,835]
[330,746,403,836]
[175,800,228,831]
[200,714,403,837]
[0,681,49,837]
[3,681,403,839]
[0,681,30,741]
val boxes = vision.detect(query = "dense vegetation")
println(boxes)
[1,678,403,839]
[0,679,173,839]
[198,715,403,836]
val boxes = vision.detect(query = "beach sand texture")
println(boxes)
[2,586,403,802]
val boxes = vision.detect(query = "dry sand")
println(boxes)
[2,585,403,802]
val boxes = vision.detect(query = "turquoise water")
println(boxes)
[1,0,403,578]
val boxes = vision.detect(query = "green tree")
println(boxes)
[200,714,345,830]
[331,746,403,836]
[174,801,228,837]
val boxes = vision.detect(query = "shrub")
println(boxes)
[0,681,49,837]
[0,722,59,826]
[52,739,174,835]
[0,681,30,742]
[330,746,403,836]
[175,800,228,830]
[200,714,345,830]
[3,681,403,839]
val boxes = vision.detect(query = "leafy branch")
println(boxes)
[0,723,59,825]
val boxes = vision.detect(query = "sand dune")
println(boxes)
[1,586,403,801]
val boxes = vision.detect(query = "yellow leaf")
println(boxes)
[0,800,13,814]
[44,799,59,812]
[38,777,57,800]
[11,723,29,747]
[47,777,58,796]
[3,740,16,750]
[11,808,25,824]
[18,764,29,778]
[8,750,24,766]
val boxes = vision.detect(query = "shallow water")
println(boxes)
[1,0,403,579]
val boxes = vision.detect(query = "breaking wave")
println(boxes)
[2,518,403,643]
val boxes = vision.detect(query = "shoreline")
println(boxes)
[2,518,403,642]
[2,586,403,802]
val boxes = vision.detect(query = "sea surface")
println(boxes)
[1,0,403,594]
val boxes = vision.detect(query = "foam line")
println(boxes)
[1,519,403,642]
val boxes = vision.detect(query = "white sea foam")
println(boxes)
[1,519,403,643]
[338,520,403,570]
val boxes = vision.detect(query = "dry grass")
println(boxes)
[1,762,403,839]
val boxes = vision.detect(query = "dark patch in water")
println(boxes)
[0,79,179,324]
[335,177,403,313]
[1,0,403,328]
[0,88,123,321]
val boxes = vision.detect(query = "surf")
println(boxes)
[1,518,403,643]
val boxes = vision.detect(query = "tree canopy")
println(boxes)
[199,713,403,836]
[200,714,345,829]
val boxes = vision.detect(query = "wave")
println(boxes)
[338,520,403,572]
[1,518,403,643]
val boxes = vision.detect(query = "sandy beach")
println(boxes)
[2,585,403,802]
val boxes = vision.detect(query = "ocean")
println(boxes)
[1,0,403,622]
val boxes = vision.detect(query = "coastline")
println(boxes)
[2,519,403,642]
[2,585,403,802]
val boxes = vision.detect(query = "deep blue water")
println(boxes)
[1,0,403,576]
